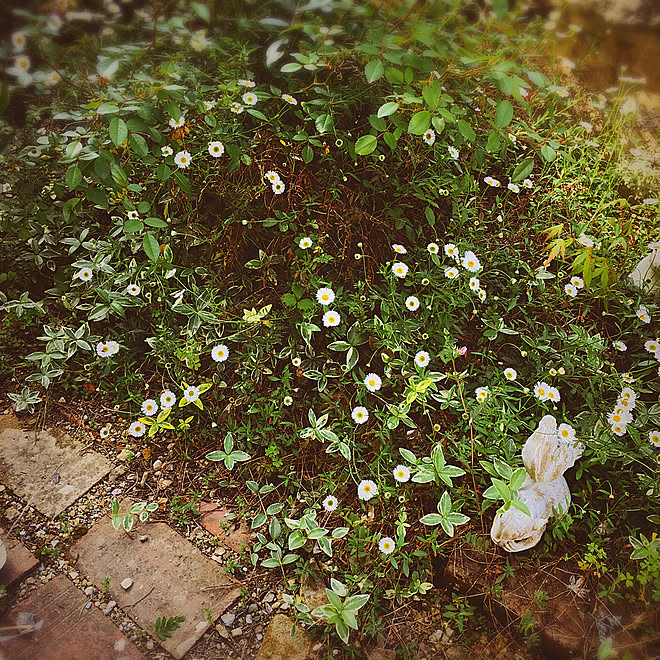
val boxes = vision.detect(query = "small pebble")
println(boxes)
[221,613,235,627]
[153,459,163,470]
[231,627,242,637]
[245,614,252,625]
[103,601,116,615]
[85,602,92,610]
[121,578,133,590]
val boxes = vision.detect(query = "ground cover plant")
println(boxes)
[0,0,659,655]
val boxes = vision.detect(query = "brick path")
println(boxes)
[0,412,253,660]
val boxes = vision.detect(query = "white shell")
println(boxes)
[491,415,582,552]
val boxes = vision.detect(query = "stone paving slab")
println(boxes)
[69,499,242,659]
[0,413,112,517]
[0,575,144,660]
[0,529,39,590]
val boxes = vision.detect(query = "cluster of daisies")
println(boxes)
[96,340,119,357]
[320,468,413,555]
[484,176,533,193]
[607,387,637,437]
[474,368,517,403]
[126,388,177,438]
[533,380,561,403]
[264,170,286,195]
[564,275,585,298]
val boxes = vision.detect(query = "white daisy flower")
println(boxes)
[422,129,436,146]
[378,536,395,554]
[322,310,341,327]
[571,276,584,289]
[469,277,480,291]
[577,234,594,248]
[174,150,192,168]
[282,93,298,105]
[636,306,651,324]
[316,287,335,305]
[611,423,627,437]
[272,181,286,195]
[444,267,459,279]
[613,340,627,351]
[448,146,459,159]
[322,496,338,511]
[292,357,302,367]
[352,406,369,424]
[475,386,489,403]
[565,283,578,298]
[477,288,487,302]
[546,386,561,403]
[507,183,520,193]
[393,465,410,483]
[392,244,407,254]
[129,421,146,437]
[621,372,635,383]
[184,386,200,402]
[208,141,225,157]
[264,170,281,184]
[620,98,637,115]
[141,399,158,416]
[444,244,460,261]
[100,427,110,439]
[127,210,139,220]
[203,100,217,111]
[534,381,550,401]
[522,178,533,188]
[126,284,140,296]
[77,267,93,282]
[283,395,293,406]
[13,55,31,72]
[461,251,481,273]
[392,262,409,278]
[230,102,244,114]
[427,242,439,254]
[649,430,660,447]
[644,339,659,355]
[414,351,430,368]
[106,341,120,355]
[169,116,186,128]
[618,388,637,407]
[504,368,517,381]
[238,79,255,88]
[242,92,257,106]
[211,344,229,362]
[484,176,501,187]
[161,145,173,157]
[364,373,382,392]
[405,296,420,311]
[357,479,378,500]
[160,390,176,408]
[96,341,112,357]
[607,409,633,426]
[11,31,27,51]
[557,423,576,442]
[1,183,12,193]
[299,237,313,249]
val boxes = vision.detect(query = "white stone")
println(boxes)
[121,578,134,590]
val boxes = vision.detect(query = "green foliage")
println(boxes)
[151,615,185,641]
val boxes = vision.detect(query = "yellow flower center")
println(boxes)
[364,485,370,492]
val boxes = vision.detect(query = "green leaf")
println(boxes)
[408,110,431,135]
[205,451,226,461]
[251,513,267,529]
[331,578,347,596]
[486,130,501,152]
[266,502,284,516]
[457,119,476,142]
[327,341,350,351]
[247,108,268,121]
[365,60,384,83]
[156,163,171,182]
[317,535,332,557]
[510,467,527,491]
[419,513,443,526]
[377,102,398,118]
[399,448,417,463]
[65,165,82,189]
[123,219,143,233]
[492,478,510,501]
[438,491,451,516]
[281,62,302,73]
[541,144,556,162]
[315,114,334,134]
[302,145,313,163]
[511,156,534,182]
[129,133,149,157]
[145,217,168,228]
[96,103,120,115]
[355,135,378,156]
[495,100,514,128]
[332,527,349,539]
[191,1,210,22]
[288,530,306,550]
[143,232,160,262]
[511,499,531,516]
[173,171,192,195]
[109,117,128,148]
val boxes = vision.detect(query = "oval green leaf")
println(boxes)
[365,60,384,83]
[355,135,378,155]
[143,232,160,262]
[109,117,128,148]
[377,101,398,118]
[408,110,431,135]
[495,100,513,128]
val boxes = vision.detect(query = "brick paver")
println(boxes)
[0,576,144,660]
[70,499,242,659]
[0,414,112,517]
[198,501,251,552]
[0,529,39,590]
